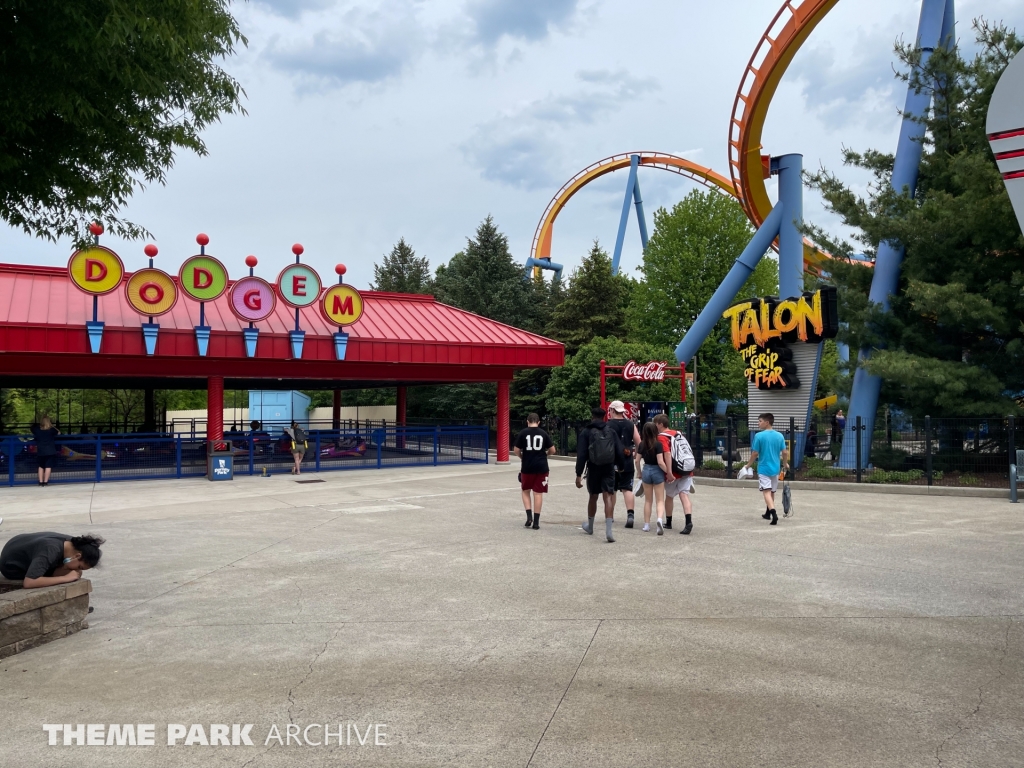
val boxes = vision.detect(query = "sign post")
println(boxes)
[178,234,228,357]
[276,243,322,360]
[321,264,364,361]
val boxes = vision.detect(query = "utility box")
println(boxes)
[208,441,234,481]
[248,390,311,434]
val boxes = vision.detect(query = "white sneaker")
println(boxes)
[656,520,664,536]
[642,523,650,532]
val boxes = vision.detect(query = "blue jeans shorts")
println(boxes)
[641,464,666,485]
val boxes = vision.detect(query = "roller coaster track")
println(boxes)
[530,0,847,272]
[529,152,735,263]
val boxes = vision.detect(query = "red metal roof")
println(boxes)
[0,264,563,381]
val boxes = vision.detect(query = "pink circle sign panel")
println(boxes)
[229,276,276,322]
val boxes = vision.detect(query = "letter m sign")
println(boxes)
[332,294,354,316]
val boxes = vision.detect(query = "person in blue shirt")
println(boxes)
[739,413,789,525]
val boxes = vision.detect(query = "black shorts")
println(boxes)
[586,465,616,495]
[37,455,55,470]
[614,465,635,491]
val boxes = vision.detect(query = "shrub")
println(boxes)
[865,468,924,484]
[958,473,980,486]
[702,459,726,470]
[870,445,909,471]
[804,466,848,479]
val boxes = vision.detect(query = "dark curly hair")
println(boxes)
[70,535,105,567]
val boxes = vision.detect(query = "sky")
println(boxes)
[2,0,1022,289]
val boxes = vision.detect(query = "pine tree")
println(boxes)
[371,238,433,294]
[806,21,1024,417]
[433,216,535,329]
[547,242,631,355]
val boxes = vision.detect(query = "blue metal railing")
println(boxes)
[0,426,489,486]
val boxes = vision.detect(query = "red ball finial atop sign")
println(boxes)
[144,244,158,258]
[245,255,258,268]
[88,221,104,236]
[335,264,347,275]
[292,243,304,256]
[196,233,210,246]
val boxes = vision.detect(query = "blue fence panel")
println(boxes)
[2,427,489,486]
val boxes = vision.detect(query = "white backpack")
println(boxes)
[669,431,696,475]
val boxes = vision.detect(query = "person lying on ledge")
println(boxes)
[0,533,104,589]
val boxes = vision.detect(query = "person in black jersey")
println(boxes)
[514,413,556,529]
[605,401,641,528]
[0,532,104,589]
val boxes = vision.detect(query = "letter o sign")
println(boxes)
[229,276,276,322]
[125,268,177,316]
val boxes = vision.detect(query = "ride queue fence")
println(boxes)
[0,426,488,486]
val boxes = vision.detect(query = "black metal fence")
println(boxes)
[686,414,1018,489]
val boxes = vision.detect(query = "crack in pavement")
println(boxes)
[288,624,344,725]
[935,619,1015,767]
[525,619,603,768]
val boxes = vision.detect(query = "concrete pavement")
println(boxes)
[0,462,1020,767]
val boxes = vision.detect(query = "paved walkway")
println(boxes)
[0,463,1020,767]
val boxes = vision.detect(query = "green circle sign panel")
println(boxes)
[276,264,322,309]
[179,255,229,302]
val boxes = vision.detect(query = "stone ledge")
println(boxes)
[692,477,1008,498]
[0,578,91,658]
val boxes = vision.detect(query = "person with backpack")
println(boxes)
[654,414,696,535]
[514,413,556,530]
[286,421,308,475]
[575,406,624,542]
[606,400,642,529]
[638,422,671,535]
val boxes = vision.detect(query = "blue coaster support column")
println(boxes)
[611,154,650,275]
[842,0,952,469]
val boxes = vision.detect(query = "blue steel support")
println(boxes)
[774,154,804,297]
[842,0,950,469]
[523,257,564,281]
[633,173,649,252]
[612,154,641,276]
[675,203,785,364]
[7,436,14,486]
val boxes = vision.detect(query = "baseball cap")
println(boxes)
[608,400,626,413]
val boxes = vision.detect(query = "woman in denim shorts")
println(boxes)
[638,422,671,535]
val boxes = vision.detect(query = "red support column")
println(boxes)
[496,380,510,464]
[396,386,407,426]
[332,389,341,430]
[208,375,224,441]
[599,358,607,409]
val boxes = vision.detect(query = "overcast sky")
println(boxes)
[3,0,1022,289]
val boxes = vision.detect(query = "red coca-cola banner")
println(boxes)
[622,360,668,382]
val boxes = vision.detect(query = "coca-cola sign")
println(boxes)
[622,360,668,382]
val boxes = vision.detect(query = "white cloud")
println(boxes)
[467,0,582,46]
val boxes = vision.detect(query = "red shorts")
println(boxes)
[520,472,549,493]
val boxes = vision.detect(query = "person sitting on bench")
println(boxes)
[0,532,104,589]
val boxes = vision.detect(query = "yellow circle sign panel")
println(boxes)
[321,284,364,327]
[68,246,124,296]
[125,268,178,317]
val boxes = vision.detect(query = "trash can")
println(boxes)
[208,440,234,481]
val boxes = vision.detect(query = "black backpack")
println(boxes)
[588,425,616,466]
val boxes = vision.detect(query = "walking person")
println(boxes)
[514,413,556,529]
[736,413,789,525]
[285,421,308,475]
[0,532,104,589]
[638,422,671,535]
[575,407,624,542]
[31,415,60,486]
[606,401,641,529]
[653,414,696,535]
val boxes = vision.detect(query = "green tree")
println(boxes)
[433,216,536,329]
[548,241,632,354]
[0,1,246,242]
[371,238,433,294]
[806,21,1024,417]
[545,337,684,420]
[630,190,779,407]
